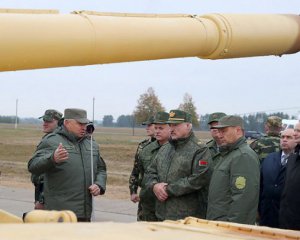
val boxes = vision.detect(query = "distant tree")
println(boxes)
[0,115,18,123]
[178,93,200,128]
[199,114,210,131]
[116,115,133,127]
[102,115,114,127]
[134,87,165,124]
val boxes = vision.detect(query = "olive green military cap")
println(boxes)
[153,111,169,124]
[167,109,192,124]
[39,109,63,122]
[208,112,226,124]
[142,116,155,125]
[266,116,282,128]
[64,108,89,124]
[211,115,244,129]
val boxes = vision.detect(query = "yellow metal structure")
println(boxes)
[0,9,299,71]
[1,214,300,240]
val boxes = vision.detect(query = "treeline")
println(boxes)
[0,112,294,132]
[102,112,292,132]
[0,88,296,132]
[200,112,290,131]
[0,116,18,123]
[0,116,41,124]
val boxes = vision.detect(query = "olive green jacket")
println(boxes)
[28,126,107,219]
[206,139,221,168]
[145,132,212,221]
[207,137,260,224]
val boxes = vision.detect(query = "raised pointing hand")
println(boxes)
[54,143,69,163]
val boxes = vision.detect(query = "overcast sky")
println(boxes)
[0,0,300,121]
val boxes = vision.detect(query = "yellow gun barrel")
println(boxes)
[0,9,299,71]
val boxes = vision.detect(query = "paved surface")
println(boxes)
[0,186,137,222]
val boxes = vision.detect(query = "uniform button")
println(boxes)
[274,184,278,187]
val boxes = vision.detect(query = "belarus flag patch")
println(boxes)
[199,160,208,166]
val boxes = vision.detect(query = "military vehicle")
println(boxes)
[0,8,300,239]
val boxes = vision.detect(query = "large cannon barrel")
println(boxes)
[1,9,300,71]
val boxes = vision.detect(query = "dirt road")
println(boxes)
[0,185,137,222]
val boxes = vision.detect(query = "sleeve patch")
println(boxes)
[235,176,246,189]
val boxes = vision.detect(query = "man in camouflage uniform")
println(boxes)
[207,115,260,224]
[129,116,156,220]
[129,112,170,221]
[206,112,226,167]
[145,110,212,221]
[32,109,63,209]
[250,116,282,163]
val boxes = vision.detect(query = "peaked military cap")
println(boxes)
[39,109,63,122]
[64,108,89,124]
[211,115,244,129]
[167,109,192,124]
[208,112,226,124]
[266,116,282,128]
[153,111,169,124]
[142,116,155,125]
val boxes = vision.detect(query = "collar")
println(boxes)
[169,131,194,147]
[219,137,246,154]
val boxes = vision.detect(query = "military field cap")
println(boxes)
[64,108,89,124]
[153,111,169,124]
[142,116,155,125]
[167,109,192,124]
[208,112,226,124]
[266,116,282,128]
[39,109,63,122]
[211,115,244,129]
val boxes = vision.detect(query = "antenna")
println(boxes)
[91,97,95,222]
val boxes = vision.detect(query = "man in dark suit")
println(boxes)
[279,122,300,230]
[259,128,296,228]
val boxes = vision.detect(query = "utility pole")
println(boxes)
[14,98,18,129]
[92,97,95,122]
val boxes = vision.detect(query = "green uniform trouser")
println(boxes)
[137,188,158,221]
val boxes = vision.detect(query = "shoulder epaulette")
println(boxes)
[196,140,207,148]
[138,138,151,149]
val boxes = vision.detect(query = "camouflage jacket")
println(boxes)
[129,138,155,195]
[145,132,212,221]
[207,137,260,225]
[250,133,280,163]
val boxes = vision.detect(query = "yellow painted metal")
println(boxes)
[0,209,23,223]
[1,216,300,239]
[24,210,77,223]
[0,10,299,71]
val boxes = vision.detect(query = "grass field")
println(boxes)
[0,123,211,200]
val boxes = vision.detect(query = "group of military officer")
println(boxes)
[129,110,262,224]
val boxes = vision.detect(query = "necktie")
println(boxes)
[281,154,288,166]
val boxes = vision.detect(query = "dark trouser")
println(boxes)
[77,217,91,222]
